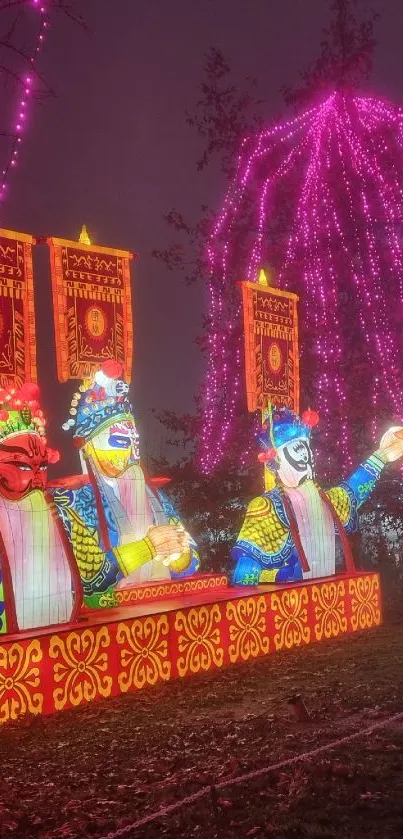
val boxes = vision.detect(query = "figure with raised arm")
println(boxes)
[231,406,403,586]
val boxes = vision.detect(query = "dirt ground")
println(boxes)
[1,618,403,839]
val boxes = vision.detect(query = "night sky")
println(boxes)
[2,0,403,472]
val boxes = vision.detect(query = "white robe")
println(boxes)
[0,490,73,630]
[284,481,336,579]
[92,463,171,585]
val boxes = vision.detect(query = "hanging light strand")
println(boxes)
[1,2,50,206]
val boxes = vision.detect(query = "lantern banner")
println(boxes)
[47,237,134,382]
[0,228,36,388]
[242,279,299,413]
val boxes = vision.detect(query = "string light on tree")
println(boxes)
[201,91,403,474]
[1,2,50,204]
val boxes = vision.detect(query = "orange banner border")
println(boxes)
[241,281,300,414]
[47,237,136,383]
[0,227,37,386]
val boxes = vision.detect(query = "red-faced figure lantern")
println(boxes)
[0,384,81,634]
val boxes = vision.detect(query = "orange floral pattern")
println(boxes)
[349,575,381,631]
[49,627,112,710]
[312,581,347,641]
[226,597,269,663]
[271,588,311,651]
[0,573,382,725]
[116,616,171,691]
[174,604,224,676]
[0,640,43,723]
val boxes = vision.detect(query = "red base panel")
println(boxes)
[0,572,382,725]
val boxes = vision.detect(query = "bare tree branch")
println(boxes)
[0,0,85,22]
[0,39,56,95]
[0,1,85,175]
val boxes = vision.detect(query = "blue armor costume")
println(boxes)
[231,407,388,586]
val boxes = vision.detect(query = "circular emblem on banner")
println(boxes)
[85,305,107,340]
[268,342,282,374]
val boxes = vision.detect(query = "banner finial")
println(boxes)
[257,268,269,286]
[79,225,91,245]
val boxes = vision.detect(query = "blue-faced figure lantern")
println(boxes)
[231,406,403,585]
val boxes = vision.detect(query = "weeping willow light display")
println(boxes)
[200,91,403,474]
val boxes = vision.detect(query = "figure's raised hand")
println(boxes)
[147,524,189,560]
[377,426,403,463]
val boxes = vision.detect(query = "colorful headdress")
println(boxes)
[62,360,135,445]
[0,382,47,442]
[257,406,319,464]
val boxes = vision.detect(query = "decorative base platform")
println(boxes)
[114,573,228,606]
[0,572,381,725]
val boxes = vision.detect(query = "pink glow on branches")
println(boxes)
[200,91,403,473]
[0,3,50,205]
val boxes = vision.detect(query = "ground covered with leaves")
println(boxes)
[1,617,403,839]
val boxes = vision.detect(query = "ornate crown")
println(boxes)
[257,405,319,464]
[0,382,47,442]
[62,360,135,445]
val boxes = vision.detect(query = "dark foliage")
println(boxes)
[283,0,378,106]
[151,407,261,573]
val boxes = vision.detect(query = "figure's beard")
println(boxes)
[86,443,134,477]
[277,462,312,488]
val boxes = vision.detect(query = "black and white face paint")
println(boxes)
[276,437,314,488]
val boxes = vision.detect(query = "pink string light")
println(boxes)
[1,2,50,205]
[200,91,403,474]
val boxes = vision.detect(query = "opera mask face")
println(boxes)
[0,432,48,501]
[276,437,314,489]
[88,418,140,477]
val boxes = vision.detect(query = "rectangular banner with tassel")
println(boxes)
[0,228,36,387]
[47,231,135,382]
[242,272,299,413]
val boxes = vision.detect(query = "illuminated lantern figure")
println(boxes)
[52,361,199,607]
[231,407,403,585]
[0,383,82,633]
